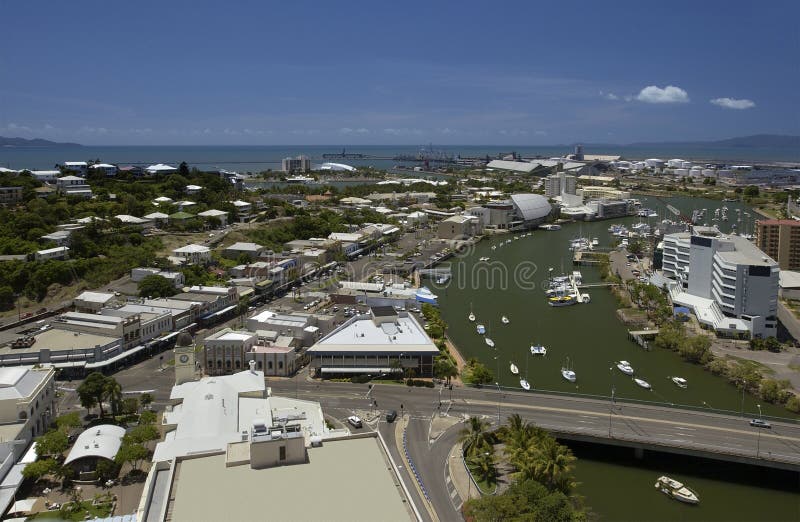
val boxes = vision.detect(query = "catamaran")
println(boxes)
[530,344,547,356]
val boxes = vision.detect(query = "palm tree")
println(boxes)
[459,416,491,457]
[467,450,497,486]
[104,379,123,417]
[533,437,577,494]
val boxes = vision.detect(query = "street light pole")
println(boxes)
[495,382,501,425]
[608,365,615,437]
[756,404,762,458]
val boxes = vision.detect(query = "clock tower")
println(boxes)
[174,332,197,386]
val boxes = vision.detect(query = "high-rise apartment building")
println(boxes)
[755,219,800,270]
[281,155,311,173]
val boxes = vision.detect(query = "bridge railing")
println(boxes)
[461,382,800,425]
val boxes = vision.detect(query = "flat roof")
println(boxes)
[169,437,410,522]
[0,328,118,355]
[309,313,438,354]
[0,367,51,401]
[74,291,115,304]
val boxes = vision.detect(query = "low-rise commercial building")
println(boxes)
[202,329,299,376]
[73,291,116,313]
[131,267,185,288]
[307,306,439,377]
[437,214,481,240]
[35,246,69,261]
[172,244,211,265]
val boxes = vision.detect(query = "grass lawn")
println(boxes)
[466,462,497,495]
[31,500,113,521]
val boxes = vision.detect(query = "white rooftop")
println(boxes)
[198,209,227,217]
[310,312,437,354]
[226,242,263,252]
[173,244,210,254]
[64,425,125,465]
[0,367,50,401]
[230,200,251,207]
[75,291,115,304]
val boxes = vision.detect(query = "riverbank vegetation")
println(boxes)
[461,414,587,521]
[654,322,799,414]
[420,304,460,382]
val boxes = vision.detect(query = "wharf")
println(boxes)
[629,329,659,350]
[573,250,608,266]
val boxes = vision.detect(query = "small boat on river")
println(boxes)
[634,378,651,390]
[476,324,486,335]
[530,344,547,356]
[501,316,509,324]
[671,376,688,388]
[510,363,519,375]
[655,476,699,505]
[561,357,577,383]
[617,361,634,376]
[485,337,494,347]
[520,378,530,390]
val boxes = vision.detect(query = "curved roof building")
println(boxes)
[64,424,126,468]
[510,194,552,224]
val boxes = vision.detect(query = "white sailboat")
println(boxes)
[634,378,651,390]
[501,315,510,324]
[520,353,531,390]
[468,303,475,322]
[561,357,576,383]
[485,337,495,347]
[510,362,519,375]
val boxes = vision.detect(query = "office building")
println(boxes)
[663,227,779,338]
[544,172,576,198]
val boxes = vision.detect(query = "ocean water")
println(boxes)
[1,144,797,172]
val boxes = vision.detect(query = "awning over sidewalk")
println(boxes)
[319,367,402,374]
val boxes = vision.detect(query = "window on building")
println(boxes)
[278,361,283,370]
[268,361,273,370]
[279,446,286,461]
[226,360,231,369]
[257,361,262,370]
[235,360,241,369]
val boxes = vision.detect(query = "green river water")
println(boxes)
[433,195,799,521]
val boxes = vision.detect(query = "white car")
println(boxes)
[347,415,363,429]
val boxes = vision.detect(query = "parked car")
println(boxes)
[749,418,771,429]
[347,415,363,429]
[385,410,397,423]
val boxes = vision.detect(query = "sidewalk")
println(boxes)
[447,443,479,503]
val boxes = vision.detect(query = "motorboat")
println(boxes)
[561,357,576,383]
[548,295,577,307]
[479,257,490,261]
[671,376,688,388]
[655,476,699,505]
[540,224,561,231]
[616,361,634,376]
[634,378,651,390]
[510,363,519,375]
[530,344,547,356]
[476,324,486,335]
[485,337,495,347]
[520,378,530,390]
[491,245,497,250]
[468,304,475,322]
[501,316,510,324]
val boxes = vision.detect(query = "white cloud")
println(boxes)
[710,97,755,110]
[43,123,55,130]
[339,127,370,135]
[498,129,528,137]
[79,126,109,134]
[636,85,690,104]
[383,128,423,136]
[6,122,32,132]
[599,91,619,101]
[535,130,548,136]
[438,128,456,135]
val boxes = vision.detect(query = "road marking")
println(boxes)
[675,426,696,431]
[445,476,451,485]
[465,398,800,444]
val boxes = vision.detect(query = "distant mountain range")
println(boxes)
[0,136,82,147]
[578,134,800,150]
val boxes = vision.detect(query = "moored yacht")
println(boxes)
[501,315,510,324]
[510,363,519,375]
[530,344,547,356]
[485,337,494,347]
[655,476,699,505]
[476,324,486,335]
[634,378,651,389]
[671,376,688,388]
[616,360,634,376]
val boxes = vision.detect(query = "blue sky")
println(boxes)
[1,0,798,145]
